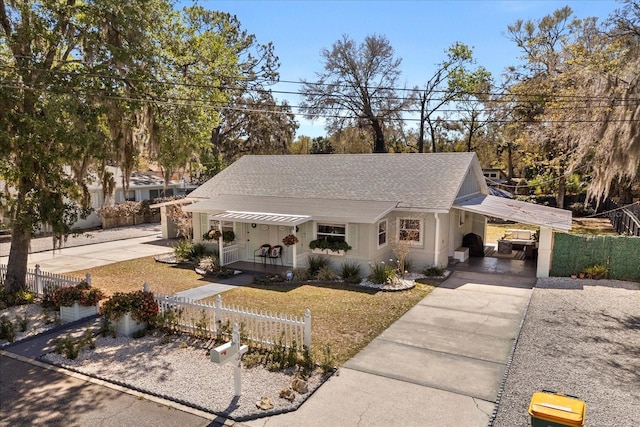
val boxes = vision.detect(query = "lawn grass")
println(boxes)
[69,256,209,296]
[70,257,435,366]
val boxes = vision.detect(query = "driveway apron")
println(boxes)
[241,270,535,427]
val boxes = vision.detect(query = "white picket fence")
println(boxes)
[0,264,90,297]
[222,244,240,265]
[153,292,311,351]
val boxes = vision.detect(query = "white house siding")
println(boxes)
[458,169,482,198]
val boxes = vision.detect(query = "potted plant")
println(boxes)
[222,230,236,244]
[309,239,352,255]
[282,234,299,246]
[203,229,222,241]
[101,291,159,337]
[52,282,105,323]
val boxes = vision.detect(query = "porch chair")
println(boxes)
[268,245,283,266]
[254,244,271,265]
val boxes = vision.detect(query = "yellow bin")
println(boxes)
[528,391,586,427]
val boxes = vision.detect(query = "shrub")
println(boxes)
[191,243,212,259]
[569,202,595,217]
[340,261,362,284]
[197,256,220,274]
[291,268,310,281]
[173,240,193,262]
[0,315,16,342]
[102,291,159,323]
[316,266,340,281]
[306,256,331,278]
[53,330,95,360]
[402,258,413,274]
[51,281,105,308]
[368,262,396,284]
[585,264,608,279]
[423,266,446,277]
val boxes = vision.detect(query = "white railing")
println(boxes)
[222,244,239,265]
[0,264,90,297]
[154,292,311,350]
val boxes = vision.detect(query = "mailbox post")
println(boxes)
[210,322,248,397]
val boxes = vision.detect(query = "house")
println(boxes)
[176,153,571,278]
[482,167,508,184]
[74,166,191,229]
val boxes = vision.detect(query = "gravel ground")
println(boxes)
[0,304,59,346]
[40,333,327,421]
[492,277,640,427]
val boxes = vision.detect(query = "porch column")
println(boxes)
[536,226,553,278]
[434,213,440,267]
[218,221,224,266]
[292,227,298,269]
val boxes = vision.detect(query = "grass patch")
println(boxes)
[69,256,206,296]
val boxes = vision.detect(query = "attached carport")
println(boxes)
[454,194,573,278]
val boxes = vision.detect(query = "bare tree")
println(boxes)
[301,34,410,153]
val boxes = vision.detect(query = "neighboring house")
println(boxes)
[174,153,571,278]
[74,167,190,230]
[483,167,508,184]
[0,167,190,232]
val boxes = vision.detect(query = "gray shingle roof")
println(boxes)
[189,153,479,210]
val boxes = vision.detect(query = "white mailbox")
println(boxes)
[210,341,236,364]
[210,342,249,365]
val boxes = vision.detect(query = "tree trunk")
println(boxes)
[371,119,386,153]
[428,121,437,153]
[5,225,31,294]
[506,142,514,180]
[556,165,566,209]
[466,116,475,152]
[418,95,426,153]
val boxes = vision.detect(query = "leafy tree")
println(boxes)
[504,6,581,207]
[301,34,410,153]
[309,137,334,154]
[211,91,298,165]
[0,2,253,293]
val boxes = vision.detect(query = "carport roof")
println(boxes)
[454,194,572,231]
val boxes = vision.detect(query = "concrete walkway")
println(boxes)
[241,270,535,427]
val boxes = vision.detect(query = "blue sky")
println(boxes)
[192,0,621,138]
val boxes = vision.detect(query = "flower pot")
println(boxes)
[570,274,577,279]
[60,302,99,323]
[578,272,586,279]
[114,312,146,337]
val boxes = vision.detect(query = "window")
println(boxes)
[378,220,387,247]
[398,219,422,244]
[316,223,346,243]
[125,190,136,202]
[149,188,174,199]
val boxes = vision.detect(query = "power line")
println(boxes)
[2,63,638,105]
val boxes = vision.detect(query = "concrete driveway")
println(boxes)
[241,270,536,427]
[0,226,174,274]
